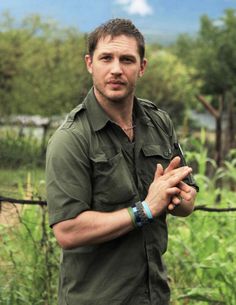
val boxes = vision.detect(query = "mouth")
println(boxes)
[107,80,126,88]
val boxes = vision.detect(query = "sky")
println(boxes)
[1,0,236,43]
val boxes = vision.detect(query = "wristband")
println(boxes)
[142,201,153,221]
[127,207,137,228]
[128,202,153,228]
[132,205,143,227]
[135,201,149,225]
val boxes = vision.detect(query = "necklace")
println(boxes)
[122,125,136,132]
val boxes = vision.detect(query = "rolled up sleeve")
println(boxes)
[46,128,91,227]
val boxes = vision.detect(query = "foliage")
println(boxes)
[0,205,59,305]
[0,13,92,116]
[173,10,236,166]
[167,212,236,305]
[0,12,201,125]
[197,9,236,95]
[174,9,236,103]
[165,131,236,304]
[0,167,45,199]
[0,130,44,168]
[136,49,201,124]
[0,169,59,305]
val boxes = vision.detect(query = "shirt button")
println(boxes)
[164,151,169,157]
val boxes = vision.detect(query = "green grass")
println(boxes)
[0,167,45,198]
[0,166,58,305]
[0,133,44,168]
[167,212,236,305]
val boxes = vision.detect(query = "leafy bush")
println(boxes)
[0,131,44,168]
[0,205,59,305]
[166,134,236,304]
[167,212,235,304]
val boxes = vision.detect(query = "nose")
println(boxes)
[110,59,122,76]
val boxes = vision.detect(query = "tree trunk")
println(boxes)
[215,95,223,168]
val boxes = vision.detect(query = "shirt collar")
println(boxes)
[83,88,111,132]
[83,87,153,132]
[133,97,154,127]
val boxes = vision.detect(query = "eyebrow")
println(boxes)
[98,52,136,57]
[98,52,112,57]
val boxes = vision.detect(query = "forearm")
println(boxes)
[53,162,195,248]
[53,208,134,249]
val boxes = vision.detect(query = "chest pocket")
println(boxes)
[90,150,136,210]
[141,144,173,187]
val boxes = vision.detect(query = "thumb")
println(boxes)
[154,163,164,179]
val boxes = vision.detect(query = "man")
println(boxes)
[46,18,198,305]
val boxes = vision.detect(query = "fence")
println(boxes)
[1,195,236,212]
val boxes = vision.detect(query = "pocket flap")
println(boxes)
[142,144,172,159]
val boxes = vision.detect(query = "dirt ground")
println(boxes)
[0,202,23,225]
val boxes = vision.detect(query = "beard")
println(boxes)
[93,80,135,105]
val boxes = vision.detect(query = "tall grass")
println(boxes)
[0,173,59,305]
[0,130,44,168]
[167,131,236,304]
[0,205,59,305]
[167,212,236,304]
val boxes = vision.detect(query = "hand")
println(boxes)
[164,157,196,213]
[167,181,192,211]
[144,157,192,217]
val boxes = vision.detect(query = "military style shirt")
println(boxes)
[46,88,197,305]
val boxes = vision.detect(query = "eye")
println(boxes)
[100,55,112,62]
[121,57,135,64]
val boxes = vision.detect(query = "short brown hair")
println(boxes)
[87,18,145,60]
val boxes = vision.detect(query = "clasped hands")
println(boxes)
[145,156,195,217]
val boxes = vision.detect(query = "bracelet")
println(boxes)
[127,207,137,228]
[142,201,153,222]
[128,202,154,228]
[132,205,143,227]
[127,206,142,228]
[135,201,149,225]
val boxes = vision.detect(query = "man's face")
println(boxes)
[85,35,147,105]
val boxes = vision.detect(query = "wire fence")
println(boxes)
[1,195,236,212]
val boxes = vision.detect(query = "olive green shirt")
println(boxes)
[46,88,197,305]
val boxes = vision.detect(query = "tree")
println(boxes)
[136,48,201,125]
[0,13,92,116]
[174,9,236,165]
[196,10,236,164]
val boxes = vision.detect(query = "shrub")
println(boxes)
[0,130,44,168]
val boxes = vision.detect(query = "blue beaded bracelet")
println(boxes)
[132,205,143,227]
[142,201,153,221]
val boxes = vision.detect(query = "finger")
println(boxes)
[172,195,182,205]
[154,163,164,179]
[167,203,175,211]
[177,181,191,193]
[165,165,191,180]
[179,190,192,202]
[166,166,192,187]
[164,156,181,174]
[181,187,197,203]
[168,195,182,211]
[166,186,181,196]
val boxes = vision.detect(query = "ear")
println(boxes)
[139,58,147,77]
[85,54,93,74]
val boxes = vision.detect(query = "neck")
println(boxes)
[93,87,134,129]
